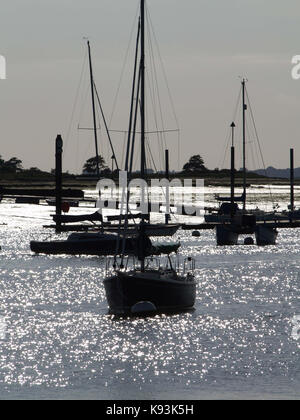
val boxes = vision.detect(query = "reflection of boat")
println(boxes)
[103,0,196,315]
[30,231,180,256]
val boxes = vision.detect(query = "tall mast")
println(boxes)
[140,0,146,179]
[242,79,247,210]
[140,0,146,272]
[87,40,100,178]
[125,19,141,172]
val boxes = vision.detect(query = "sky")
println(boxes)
[0,0,300,174]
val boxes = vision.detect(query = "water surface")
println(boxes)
[0,186,299,400]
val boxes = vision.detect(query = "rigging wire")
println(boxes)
[93,82,119,170]
[146,138,158,173]
[146,3,180,169]
[121,132,127,170]
[75,125,80,175]
[94,95,103,164]
[76,84,92,172]
[145,69,163,169]
[64,48,88,163]
[146,5,180,130]
[146,12,167,168]
[245,86,275,205]
[109,4,140,128]
[218,85,242,170]
[125,18,141,172]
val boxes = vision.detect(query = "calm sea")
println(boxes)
[0,185,299,400]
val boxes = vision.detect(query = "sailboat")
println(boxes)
[47,39,180,238]
[30,230,180,257]
[205,79,278,246]
[30,39,180,256]
[103,0,196,315]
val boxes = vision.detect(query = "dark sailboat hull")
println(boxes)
[30,233,135,256]
[216,225,239,245]
[255,225,278,246]
[103,270,196,315]
[30,233,180,256]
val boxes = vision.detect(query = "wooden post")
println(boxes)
[165,149,170,224]
[230,122,235,217]
[55,135,63,233]
[290,148,294,213]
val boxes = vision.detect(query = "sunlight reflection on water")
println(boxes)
[0,191,299,399]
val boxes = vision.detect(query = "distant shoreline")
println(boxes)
[0,175,299,189]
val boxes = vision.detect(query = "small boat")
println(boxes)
[31,232,131,256]
[15,197,40,205]
[104,262,196,315]
[30,231,180,256]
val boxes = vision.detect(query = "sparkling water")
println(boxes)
[0,185,299,400]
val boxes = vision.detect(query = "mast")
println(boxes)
[125,19,141,172]
[87,40,100,178]
[129,67,141,173]
[242,79,247,210]
[140,0,146,271]
[140,0,146,180]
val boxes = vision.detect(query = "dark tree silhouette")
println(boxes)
[0,156,23,173]
[183,155,206,172]
[82,155,109,174]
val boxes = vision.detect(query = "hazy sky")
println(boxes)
[0,0,300,173]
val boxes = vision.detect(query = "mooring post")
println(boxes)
[165,149,170,224]
[230,122,236,218]
[55,135,63,233]
[290,148,295,214]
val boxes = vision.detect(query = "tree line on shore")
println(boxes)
[0,153,267,180]
[0,155,57,179]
